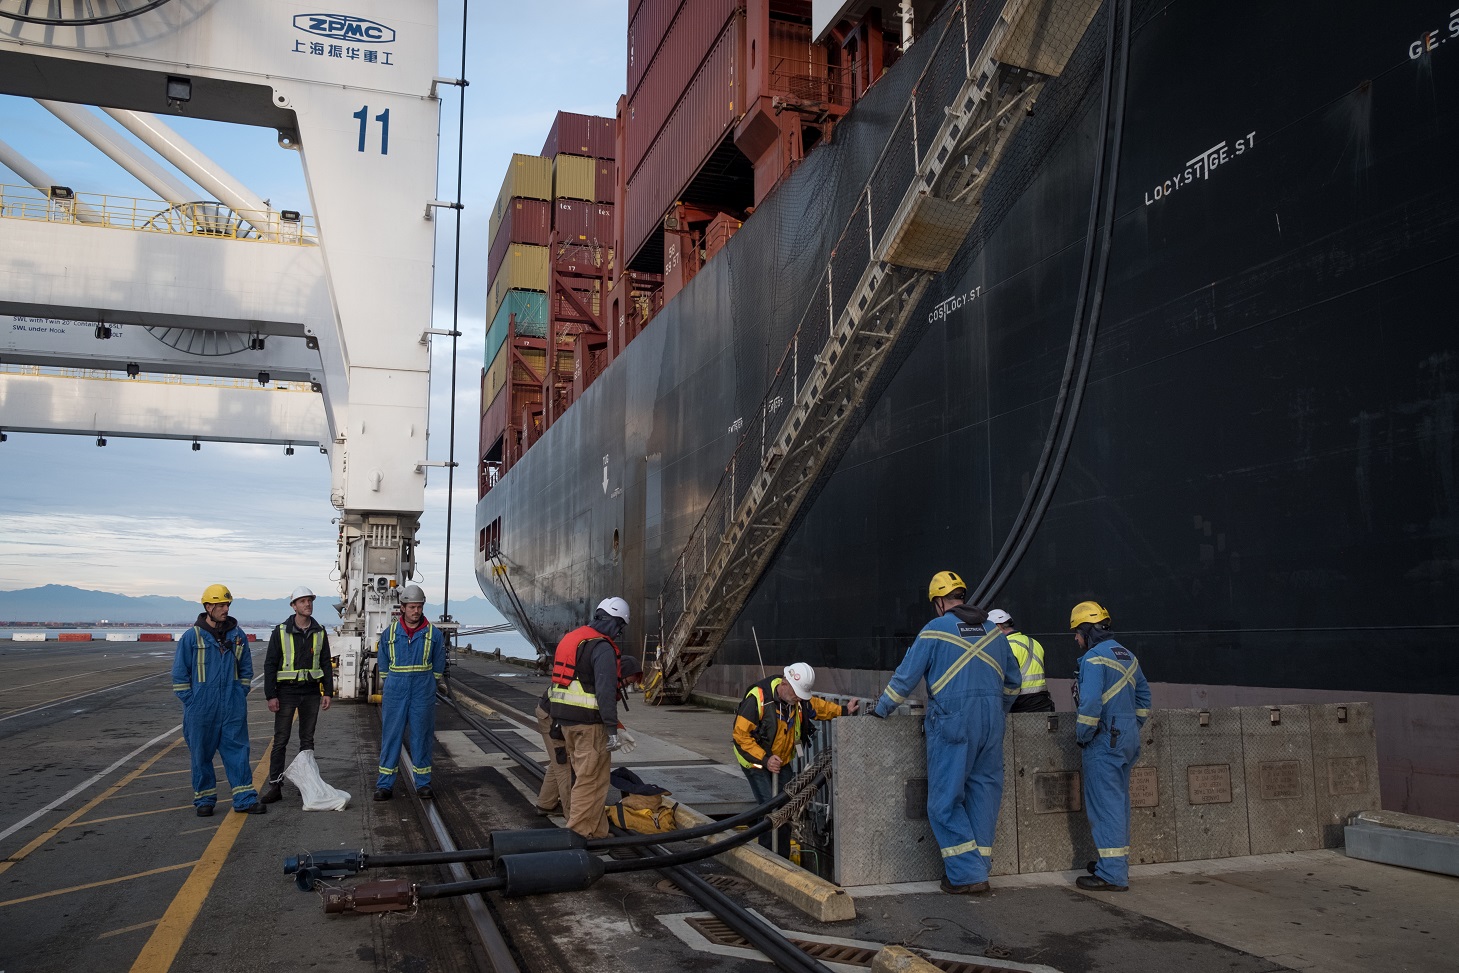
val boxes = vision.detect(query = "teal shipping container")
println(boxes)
[486,290,548,363]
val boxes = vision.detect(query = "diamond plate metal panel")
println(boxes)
[1164,707,1251,860]
[1128,710,1177,865]
[1309,701,1380,847]
[832,716,941,885]
[1012,712,1095,872]
[1240,705,1321,854]
[991,724,1018,877]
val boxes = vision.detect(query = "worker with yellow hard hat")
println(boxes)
[871,570,1021,894]
[171,584,265,816]
[1069,600,1150,892]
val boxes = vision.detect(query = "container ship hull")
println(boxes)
[477,0,1459,818]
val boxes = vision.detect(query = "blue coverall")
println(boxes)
[874,613,1020,885]
[172,620,259,811]
[375,620,446,791]
[1075,636,1152,887]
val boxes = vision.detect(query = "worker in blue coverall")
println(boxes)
[373,584,447,801]
[873,571,1020,894]
[171,584,265,816]
[1071,600,1151,892]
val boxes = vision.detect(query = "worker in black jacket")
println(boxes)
[260,586,334,804]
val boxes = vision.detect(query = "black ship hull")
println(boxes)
[478,0,1459,818]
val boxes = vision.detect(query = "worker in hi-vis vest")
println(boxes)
[987,609,1054,712]
[373,584,447,802]
[872,571,1020,894]
[1071,600,1151,892]
[260,585,334,804]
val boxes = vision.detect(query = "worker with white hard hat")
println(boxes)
[171,584,265,816]
[988,608,1054,713]
[374,584,448,801]
[546,596,643,838]
[260,585,334,804]
[871,571,1021,894]
[733,661,858,857]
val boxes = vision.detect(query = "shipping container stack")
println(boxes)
[607,0,898,335]
[479,114,618,497]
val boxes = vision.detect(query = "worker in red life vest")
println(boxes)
[547,597,642,838]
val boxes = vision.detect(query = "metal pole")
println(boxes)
[441,1,470,623]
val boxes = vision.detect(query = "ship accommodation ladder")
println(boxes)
[649,0,1102,704]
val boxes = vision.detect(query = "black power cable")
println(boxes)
[972,0,1132,605]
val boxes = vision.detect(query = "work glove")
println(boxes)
[618,729,637,755]
[606,733,621,752]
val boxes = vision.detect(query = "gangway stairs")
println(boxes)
[649,0,1102,704]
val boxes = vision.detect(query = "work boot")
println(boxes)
[1075,874,1127,892]
[234,803,267,815]
[417,785,434,800]
[259,781,283,804]
[196,805,214,818]
[534,803,562,817]
[374,788,393,802]
[1086,860,1097,875]
[939,877,990,895]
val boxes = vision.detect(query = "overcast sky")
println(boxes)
[0,2,627,635]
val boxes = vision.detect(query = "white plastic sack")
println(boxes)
[282,749,351,811]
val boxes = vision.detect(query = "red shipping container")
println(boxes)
[625,14,743,262]
[541,112,616,160]
[488,198,551,283]
[594,159,616,204]
[628,0,739,103]
[553,200,614,245]
[625,0,740,179]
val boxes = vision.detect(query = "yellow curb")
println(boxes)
[676,803,855,922]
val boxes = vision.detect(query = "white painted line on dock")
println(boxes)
[0,671,166,723]
[0,724,180,844]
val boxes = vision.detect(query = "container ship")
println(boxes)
[475,0,1459,820]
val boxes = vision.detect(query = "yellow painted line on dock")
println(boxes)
[67,805,194,827]
[100,919,160,940]
[0,860,196,908]
[115,784,194,800]
[128,744,272,973]
[136,768,191,780]
[0,738,183,878]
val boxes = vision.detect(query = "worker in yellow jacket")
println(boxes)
[733,663,857,856]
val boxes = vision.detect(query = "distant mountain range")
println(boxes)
[0,584,509,628]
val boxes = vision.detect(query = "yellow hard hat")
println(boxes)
[201,583,233,605]
[928,570,967,602]
[1069,600,1110,629]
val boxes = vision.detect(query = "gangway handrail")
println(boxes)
[651,0,1102,703]
[0,182,318,244]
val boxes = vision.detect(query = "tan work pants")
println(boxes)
[561,722,611,839]
[534,704,573,817]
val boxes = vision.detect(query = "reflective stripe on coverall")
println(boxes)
[375,620,446,790]
[172,623,258,810]
[1075,636,1152,887]
[873,614,1020,885]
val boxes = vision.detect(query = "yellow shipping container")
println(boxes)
[487,244,550,322]
[553,154,596,202]
[489,154,553,240]
[485,343,509,406]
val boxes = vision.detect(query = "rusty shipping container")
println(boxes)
[541,111,616,160]
[627,0,739,105]
[594,159,615,205]
[625,13,743,264]
[488,198,552,284]
[554,199,614,245]
[625,0,740,178]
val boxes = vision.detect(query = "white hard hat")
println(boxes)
[596,596,630,623]
[987,609,1011,625]
[289,586,315,605]
[783,662,814,699]
[400,584,427,604]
